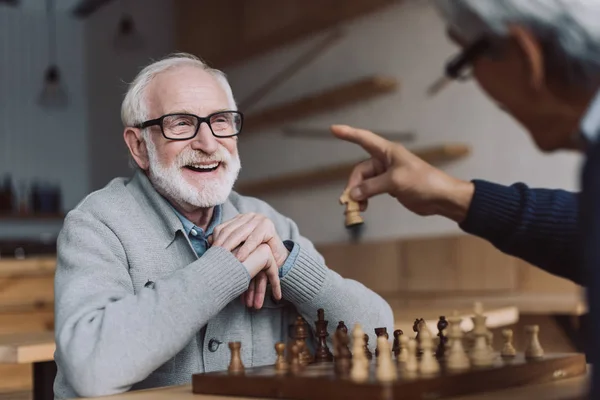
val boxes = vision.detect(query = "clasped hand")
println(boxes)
[209,213,289,309]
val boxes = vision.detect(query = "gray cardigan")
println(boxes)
[53,170,394,399]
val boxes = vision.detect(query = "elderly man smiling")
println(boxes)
[52,53,393,399]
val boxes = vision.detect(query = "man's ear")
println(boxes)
[508,24,545,91]
[123,127,150,170]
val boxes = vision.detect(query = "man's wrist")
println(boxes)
[436,179,474,223]
[279,240,299,278]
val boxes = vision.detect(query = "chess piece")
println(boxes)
[364,334,373,360]
[405,338,418,373]
[337,321,348,334]
[374,327,388,357]
[469,310,494,367]
[436,316,448,358]
[392,329,403,358]
[446,313,470,371]
[525,325,544,359]
[397,334,409,364]
[228,342,245,374]
[290,344,303,374]
[351,324,369,382]
[376,336,397,382]
[334,329,352,376]
[339,189,364,227]
[418,328,440,375]
[501,329,517,358]
[274,342,289,373]
[413,318,425,355]
[294,316,313,365]
[314,309,333,362]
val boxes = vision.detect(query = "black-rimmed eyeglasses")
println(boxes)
[134,110,244,140]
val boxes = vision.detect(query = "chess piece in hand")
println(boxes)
[331,124,473,223]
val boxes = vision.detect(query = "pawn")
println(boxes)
[525,325,544,359]
[337,321,348,334]
[376,336,397,382]
[274,342,289,373]
[436,316,448,358]
[418,328,440,375]
[392,329,403,358]
[228,342,245,374]
[397,334,409,364]
[364,334,373,360]
[501,329,516,358]
[405,338,418,373]
[351,324,369,382]
[290,344,303,374]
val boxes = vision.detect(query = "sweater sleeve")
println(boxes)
[278,217,395,347]
[53,209,250,397]
[459,179,582,285]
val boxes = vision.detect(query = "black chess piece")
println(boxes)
[374,327,388,357]
[363,333,373,360]
[336,321,348,334]
[436,316,449,359]
[392,329,403,358]
[294,316,313,365]
[334,329,352,376]
[413,318,425,356]
[314,309,333,362]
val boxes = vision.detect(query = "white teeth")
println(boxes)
[190,162,219,169]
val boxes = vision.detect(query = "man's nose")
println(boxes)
[190,122,219,153]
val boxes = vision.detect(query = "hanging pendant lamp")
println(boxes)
[39,0,68,108]
[113,0,144,53]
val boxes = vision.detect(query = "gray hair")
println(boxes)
[120,52,237,128]
[432,0,600,88]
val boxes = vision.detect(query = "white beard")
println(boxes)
[145,137,241,208]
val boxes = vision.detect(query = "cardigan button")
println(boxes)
[208,338,222,352]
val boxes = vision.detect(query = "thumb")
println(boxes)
[350,173,392,201]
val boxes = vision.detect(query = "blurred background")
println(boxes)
[0,0,588,397]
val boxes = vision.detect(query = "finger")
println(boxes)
[246,279,255,308]
[253,272,268,309]
[235,227,265,262]
[212,214,253,247]
[266,236,290,267]
[352,172,395,201]
[264,254,282,301]
[330,124,393,160]
[347,158,383,189]
[215,221,254,251]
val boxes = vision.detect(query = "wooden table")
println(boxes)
[0,332,56,400]
[82,372,588,400]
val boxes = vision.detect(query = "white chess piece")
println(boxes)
[418,328,440,375]
[397,334,409,364]
[469,310,495,367]
[405,338,418,373]
[446,314,470,371]
[501,329,516,358]
[376,336,397,382]
[525,325,544,359]
[351,324,369,382]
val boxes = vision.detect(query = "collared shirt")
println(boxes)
[171,204,299,277]
[580,89,600,145]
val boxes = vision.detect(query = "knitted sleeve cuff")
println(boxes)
[280,245,327,304]
[458,179,523,242]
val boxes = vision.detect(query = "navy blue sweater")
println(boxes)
[459,179,582,285]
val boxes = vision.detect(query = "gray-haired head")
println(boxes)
[432,0,600,89]
[120,52,237,128]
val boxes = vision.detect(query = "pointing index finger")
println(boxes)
[330,124,390,160]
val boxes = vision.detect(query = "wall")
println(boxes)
[0,6,87,239]
[85,0,174,191]
[224,0,583,245]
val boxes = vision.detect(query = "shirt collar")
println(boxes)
[579,89,600,147]
[171,204,223,237]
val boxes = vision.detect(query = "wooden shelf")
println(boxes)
[0,213,64,221]
[235,144,471,196]
[243,75,399,133]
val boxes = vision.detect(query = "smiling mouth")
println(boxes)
[184,162,221,173]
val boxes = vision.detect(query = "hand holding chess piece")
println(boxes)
[339,188,364,228]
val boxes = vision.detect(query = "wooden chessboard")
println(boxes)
[192,352,587,400]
